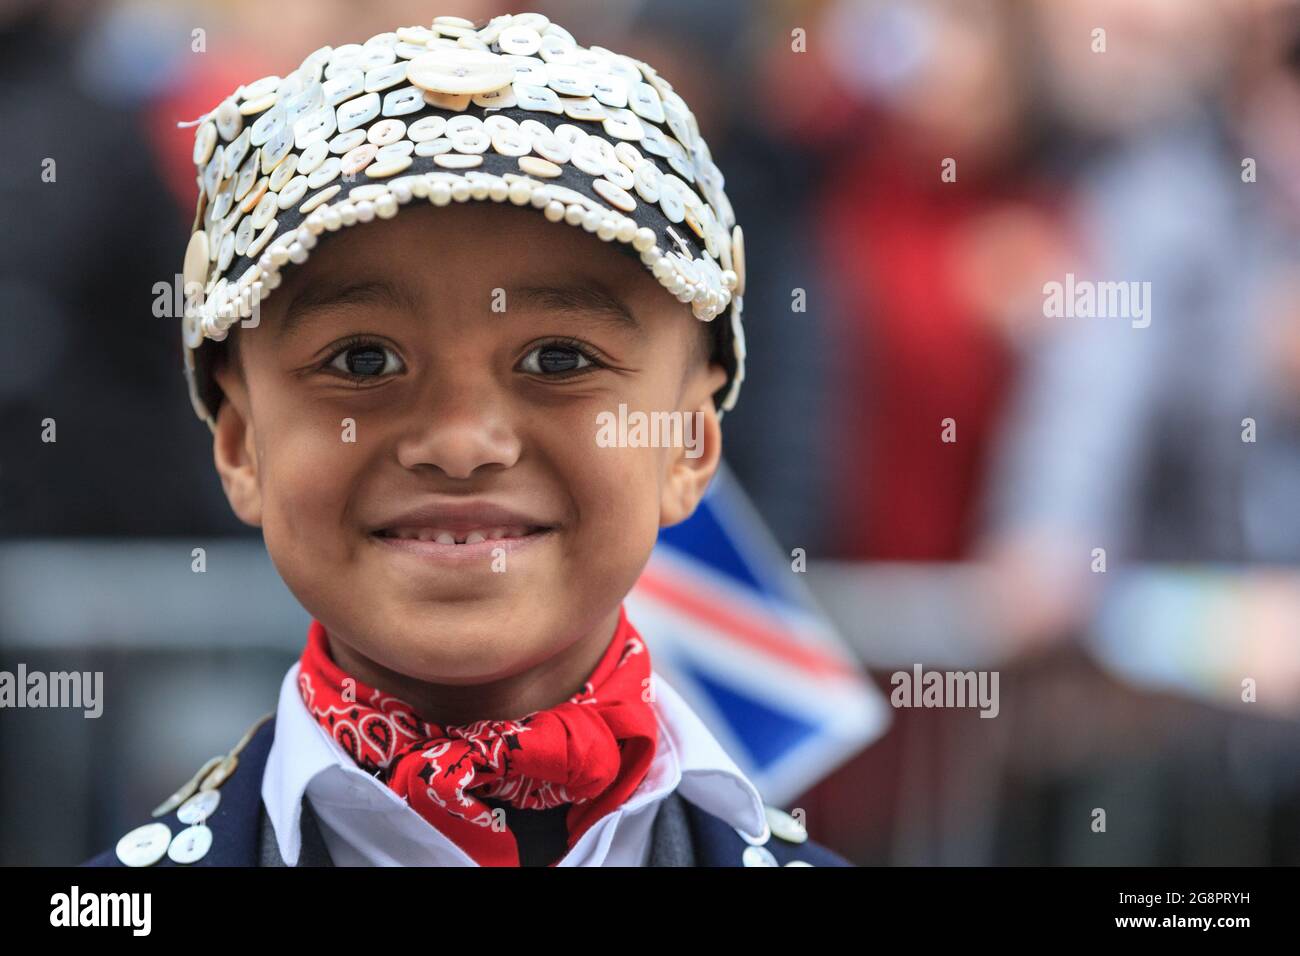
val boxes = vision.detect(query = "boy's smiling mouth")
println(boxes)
[367,500,557,562]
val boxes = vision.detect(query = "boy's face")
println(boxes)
[211,201,726,699]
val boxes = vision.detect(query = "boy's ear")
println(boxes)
[210,361,263,528]
[659,361,728,528]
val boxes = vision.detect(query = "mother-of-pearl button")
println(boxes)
[592,74,629,109]
[602,107,644,141]
[518,156,562,178]
[215,98,243,141]
[251,190,278,228]
[502,54,545,80]
[531,130,572,164]
[538,33,576,63]
[407,115,447,142]
[659,185,685,223]
[407,48,516,94]
[261,122,294,173]
[306,156,342,189]
[297,139,329,175]
[239,93,277,115]
[246,219,278,259]
[269,154,298,191]
[513,11,550,31]
[473,86,517,109]
[299,184,341,213]
[234,214,255,255]
[449,128,489,153]
[491,127,532,157]
[633,160,662,203]
[349,183,390,201]
[234,150,260,200]
[217,230,235,271]
[241,177,269,214]
[513,81,562,113]
[423,90,471,111]
[742,845,779,867]
[340,143,379,175]
[364,61,408,93]
[602,161,634,191]
[434,153,482,169]
[377,140,413,159]
[414,137,453,157]
[366,118,406,145]
[116,822,172,867]
[498,24,543,56]
[283,83,323,127]
[593,178,636,212]
[183,230,210,287]
[322,69,364,107]
[628,81,666,123]
[276,175,309,209]
[167,824,213,864]
[365,155,413,178]
[546,63,594,97]
[336,91,380,133]
[293,106,336,150]
[381,85,424,116]
[242,74,281,100]
[445,114,483,136]
[328,128,367,154]
[562,96,606,122]
[222,127,251,178]
[193,122,217,165]
[250,106,284,147]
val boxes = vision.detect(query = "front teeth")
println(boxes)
[384,526,533,544]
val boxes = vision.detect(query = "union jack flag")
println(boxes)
[628,464,890,805]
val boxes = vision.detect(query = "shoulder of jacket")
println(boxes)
[81,712,275,867]
[680,796,856,867]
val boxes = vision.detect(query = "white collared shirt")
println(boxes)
[262,660,770,866]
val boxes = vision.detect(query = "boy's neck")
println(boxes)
[322,605,624,727]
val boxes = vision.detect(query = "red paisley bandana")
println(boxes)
[296,604,658,866]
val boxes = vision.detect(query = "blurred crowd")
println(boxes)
[4,0,1300,864]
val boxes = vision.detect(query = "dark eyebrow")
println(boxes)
[276,278,415,341]
[509,282,642,332]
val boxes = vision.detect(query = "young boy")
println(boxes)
[85,10,850,867]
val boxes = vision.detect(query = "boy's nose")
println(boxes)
[393,387,522,480]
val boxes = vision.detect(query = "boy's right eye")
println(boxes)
[325,338,404,380]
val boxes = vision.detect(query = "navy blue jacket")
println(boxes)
[83,716,852,867]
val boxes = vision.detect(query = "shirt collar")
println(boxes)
[263,659,769,865]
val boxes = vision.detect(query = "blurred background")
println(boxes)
[4,0,1300,865]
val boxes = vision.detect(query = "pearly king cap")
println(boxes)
[178,10,747,433]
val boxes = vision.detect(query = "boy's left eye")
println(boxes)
[327,341,404,378]
[519,344,595,376]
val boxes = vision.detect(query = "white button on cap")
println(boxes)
[297,139,329,175]
[116,822,172,867]
[593,178,636,212]
[193,122,217,165]
[742,845,779,867]
[546,63,595,97]
[329,129,367,154]
[407,115,447,142]
[407,48,516,95]
[215,98,243,141]
[183,231,210,288]
[784,860,814,867]
[367,118,407,146]
[513,81,562,114]
[629,82,666,123]
[336,91,380,133]
[731,224,745,296]
[764,805,808,844]
[177,789,221,825]
[381,85,424,117]
[167,824,213,864]
[498,25,542,56]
